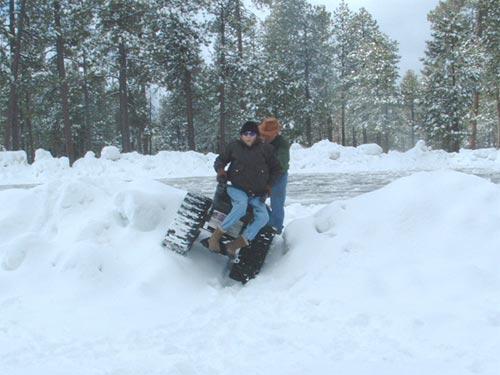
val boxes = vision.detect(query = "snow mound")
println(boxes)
[34,148,53,161]
[30,149,70,180]
[100,145,121,161]
[2,140,500,184]
[0,177,184,277]
[1,170,499,374]
[0,150,27,167]
[357,143,383,155]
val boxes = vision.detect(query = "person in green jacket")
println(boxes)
[258,117,290,234]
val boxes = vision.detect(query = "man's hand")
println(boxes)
[216,168,227,183]
[260,186,272,203]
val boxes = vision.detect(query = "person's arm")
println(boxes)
[265,145,282,188]
[275,136,290,171]
[213,143,232,172]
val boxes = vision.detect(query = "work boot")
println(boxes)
[208,227,225,252]
[225,235,249,257]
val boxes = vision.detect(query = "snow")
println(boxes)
[0,150,27,167]
[2,140,500,185]
[1,170,499,374]
[100,145,121,161]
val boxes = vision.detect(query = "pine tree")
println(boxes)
[331,0,356,146]
[261,0,334,145]
[422,0,480,152]
[98,0,150,153]
[151,0,205,151]
[308,5,335,142]
[208,0,260,151]
[351,10,399,151]
[477,0,500,147]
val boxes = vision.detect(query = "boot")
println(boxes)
[225,236,249,257]
[208,227,225,252]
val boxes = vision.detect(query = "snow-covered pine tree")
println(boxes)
[331,0,357,146]
[475,0,500,147]
[307,5,335,143]
[97,0,151,153]
[67,0,114,157]
[421,0,480,152]
[260,0,334,145]
[151,0,205,151]
[207,0,260,151]
[349,8,400,151]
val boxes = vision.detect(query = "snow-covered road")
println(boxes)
[161,168,500,205]
[3,167,500,206]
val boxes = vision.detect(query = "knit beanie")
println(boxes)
[240,121,259,135]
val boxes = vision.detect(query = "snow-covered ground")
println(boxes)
[1,167,499,374]
[2,140,500,185]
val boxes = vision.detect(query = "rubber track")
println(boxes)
[162,192,212,254]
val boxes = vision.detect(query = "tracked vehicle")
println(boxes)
[162,182,275,283]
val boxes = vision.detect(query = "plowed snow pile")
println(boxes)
[0,171,499,375]
[2,141,500,184]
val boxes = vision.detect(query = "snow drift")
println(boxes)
[0,171,499,374]
[2,141,500,185]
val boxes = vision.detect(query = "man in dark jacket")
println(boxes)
[208,121,282,256]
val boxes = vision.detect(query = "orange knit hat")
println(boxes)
[259,117,281,140]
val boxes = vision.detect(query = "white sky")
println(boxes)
[309,0,441,75]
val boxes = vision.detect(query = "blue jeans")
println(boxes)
[221,186,269,241]
[269,173,288,234]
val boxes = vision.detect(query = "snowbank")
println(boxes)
[2,140,500,184]
[1,170,499,374]
[0,150,27,167]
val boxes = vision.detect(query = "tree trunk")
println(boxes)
[51,120,64,156]
[303,23,312,146]
[81,52,91,156]
[383,104,389,152]
[327,114,333,142]
[450,63,460,152]
[135,87,144,154]
[119,39,131,152]
[362,126,368,144]
[470,92,479,149]
[218,3,226,153]
[340,97,346,146]
[410,100,415,147]
[5,0,26,150]
[234,0,246,111]
[496,85,500,148]
[340,41,347,147]
[184,68,196,150]
[4,0,15,149]
[54,0,75,163]
[25,91,34,162]
[234,0,243,59]
[469,3,485,150]
[143,90,152,155]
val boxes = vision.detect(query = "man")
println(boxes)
[208,121,282,256]
[258,117,290,235]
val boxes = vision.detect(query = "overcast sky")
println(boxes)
[309,0,441,75]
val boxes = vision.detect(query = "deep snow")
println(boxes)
[1,169,499,374]
[2,140,500,185]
